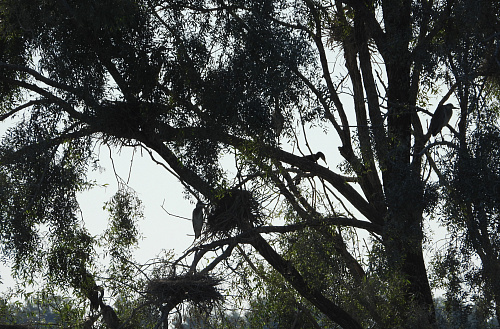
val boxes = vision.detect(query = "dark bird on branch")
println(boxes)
[303,152,326,164]
[293,152,327,184]
[192,201,205,239]
[429,103,457,136]
[88,285,104,312]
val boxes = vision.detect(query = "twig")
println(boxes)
[161,200,190,221]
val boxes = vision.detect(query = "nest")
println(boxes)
[146,273,223,307]
[205,189,263,236]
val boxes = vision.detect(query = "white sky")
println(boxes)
[0,118,350,289]
[0,74,455,303]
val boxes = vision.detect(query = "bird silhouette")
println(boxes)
[293,152,327,184]
[303,152,326,164]
[192,201,205,239]
[89,285,104,312]
[429,103,457,136]
[272,109,284,137]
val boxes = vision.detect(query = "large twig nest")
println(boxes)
[205,189,263,236]
[146,273,222,307]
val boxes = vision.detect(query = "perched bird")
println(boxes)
[303,152,326,164]
[293,152,327,184]
[192,201,205,239]
[272,108,284,137]
[89,286,104,312]
[429,103,457,136]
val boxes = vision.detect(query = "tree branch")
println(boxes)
[0,99,50,122]
[2,78,86,121]
[0,62,87,100]
[254,217,382,235]
[249,232,363,329]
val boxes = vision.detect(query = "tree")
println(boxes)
[427,0,500,325]
[1,0,499,328]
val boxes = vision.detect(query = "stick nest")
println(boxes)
[205,189,263,236]
[146,273,223,306]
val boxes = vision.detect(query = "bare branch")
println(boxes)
[254,216,382,235]
[0,99,50,122]
[2,78,86,120]
[0,61,82,96]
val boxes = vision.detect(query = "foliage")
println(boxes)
[102,187,143,294]
[0,0,499,328]
[0,291,85,328]
[432,107,500,326]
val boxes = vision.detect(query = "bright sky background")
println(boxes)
[0,68,455,301]
[0,116,349,290]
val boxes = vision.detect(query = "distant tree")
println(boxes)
[0,292,84,328]
[1,0,499,328]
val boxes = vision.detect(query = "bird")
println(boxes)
[272,108,284,137]
[88,285,104,312]
[428,103,457,136]
[293,152,327,184]
[192,201,205,239]
[303,152,326,164]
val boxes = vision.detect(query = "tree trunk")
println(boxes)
[384,55,435,324]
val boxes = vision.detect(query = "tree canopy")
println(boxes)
[1,0,500,328]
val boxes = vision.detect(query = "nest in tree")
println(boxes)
[205,189,263,236]
[146,273,223,307]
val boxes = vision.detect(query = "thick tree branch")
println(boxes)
[255,217,382,235]
[249,232,363,329]
[272,149,385,224]
[338,7,388,218]
[340,0,386,53]
[138,134,216,202]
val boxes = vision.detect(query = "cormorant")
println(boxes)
[303,152,326,164]
[89,285,104,312]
